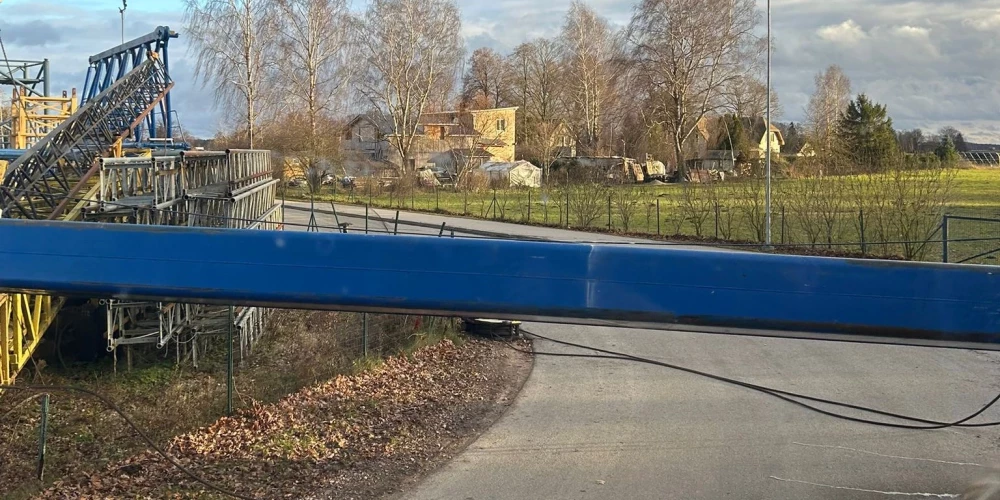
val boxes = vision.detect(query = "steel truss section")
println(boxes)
[83,26,177,140]
[0,56,172,220]
[236,306,269,361]
[93,150,279,352]
[1,293,62,384]
[0,59,49,96]
[89,156,184,219]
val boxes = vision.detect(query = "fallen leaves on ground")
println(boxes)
[38,338,531,499]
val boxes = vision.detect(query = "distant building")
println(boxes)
[686,116,785,172]
[343,107,518,174]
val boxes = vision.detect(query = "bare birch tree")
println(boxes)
[559,1,619,155]
[724,74,782,120]
[625,0,763,178]
[185,0,279,148]
[806,65,852,154]
[509,38,565,180]
[355,0,463,173]
[275,0,357,184]
[462,47,510,109]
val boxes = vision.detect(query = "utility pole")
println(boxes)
[118,0,127,45]
[764,0,772,246]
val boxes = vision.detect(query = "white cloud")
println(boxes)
[2,0,998,143]
[461,21,495,39]
[964,12,1000,31]
[893,25,930,38]
[817,20,869,44]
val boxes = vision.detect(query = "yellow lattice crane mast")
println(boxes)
[10,87,78,149]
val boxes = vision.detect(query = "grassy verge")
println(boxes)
[285,168,1000,263]
[0,311,460,499]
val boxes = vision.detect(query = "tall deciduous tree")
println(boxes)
[185,0,279,148]
[276,0,357,183]
[806,65,852,154]
[838,93,897,168]
[356,0,463,172]
[508,38,565,178]
[625,0,763,177]
[896,128,924,153]
[724,74,781,120]
[559,1,619,155]
[461,47,510,109]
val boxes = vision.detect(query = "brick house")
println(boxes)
[342,107,518,174]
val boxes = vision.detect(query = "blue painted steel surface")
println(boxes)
[81,27,177,140]
[0,220,999,347]
[0,149,27,161]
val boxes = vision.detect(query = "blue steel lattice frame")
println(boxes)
[81,26,176,140]
[1,220,999,349]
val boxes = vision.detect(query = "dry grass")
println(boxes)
[0,311,457,499]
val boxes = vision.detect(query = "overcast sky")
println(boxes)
[2,0,998,143]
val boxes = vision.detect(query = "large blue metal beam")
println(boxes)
[1,220,999,349]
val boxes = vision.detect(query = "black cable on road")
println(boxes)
[0,384,255,500]
[515,329,1000,430]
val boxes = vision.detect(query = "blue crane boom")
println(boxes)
[0,219,998,350]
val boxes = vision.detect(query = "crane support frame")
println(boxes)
[81,26,176,140]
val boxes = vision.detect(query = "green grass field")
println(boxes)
[284,169,1000,264]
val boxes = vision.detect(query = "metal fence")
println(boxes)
[942,215,1000,265]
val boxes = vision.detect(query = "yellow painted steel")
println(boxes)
[11,88,78,149]
[0,294,64,384]
[2,68,169,384]
[2,98,101,384]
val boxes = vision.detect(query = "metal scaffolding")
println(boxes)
[87,151,280,357]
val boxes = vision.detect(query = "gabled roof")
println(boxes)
[346,113,393,134]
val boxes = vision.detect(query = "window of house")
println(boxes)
[497,119,506,132]
[440,127,446,140]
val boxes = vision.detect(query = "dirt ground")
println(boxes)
[29,336,532,499]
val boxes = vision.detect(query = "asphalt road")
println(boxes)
[284,201,1000,499]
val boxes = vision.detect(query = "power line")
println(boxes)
[516,328,1000,430]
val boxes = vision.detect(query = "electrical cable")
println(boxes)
[0,384,254,500]
[514,328,1000,430]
